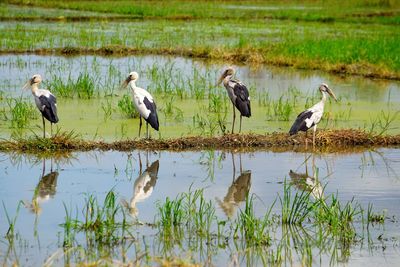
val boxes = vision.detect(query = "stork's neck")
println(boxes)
[223,75,233,86]
[320,91,327,104]
[30,84,39,95]
[128,81,137,92]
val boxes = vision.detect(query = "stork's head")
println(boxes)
[217,66,235,85]
[122,71,139,88]
[319,83,337,101]
[23,74,42,90]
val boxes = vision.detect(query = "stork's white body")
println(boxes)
[127,79,159,138]
[128,81,154,120]
[304,92,327,129]
[32,89,56,112]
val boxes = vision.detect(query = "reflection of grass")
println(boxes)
[48,183,391,265]
[1,180,393,265]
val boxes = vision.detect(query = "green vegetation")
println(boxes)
[46,73,97,99]
[0,130,399,153]
[49,184,391,265]
[0,54,398,140]
[117,94,139,118]
[0,1,399,79]
[4,0,400,24]
[5,97,38,128]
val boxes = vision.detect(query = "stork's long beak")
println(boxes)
[22,78,33,90]
[216,72,226,87]
[327,88,337,101]
[120,76,130,89]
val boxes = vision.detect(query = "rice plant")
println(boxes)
[279,181,315,225]
[235,195,274,246]
[101,99,113,121]
[2,201,23,240]
[117,94,139,118]
[6,97,38,128]
[46,72,97,99]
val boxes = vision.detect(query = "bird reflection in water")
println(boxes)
[289,153,323,200]
[216,153,251,218]
[24,159,58,214]
[122,152,159,217]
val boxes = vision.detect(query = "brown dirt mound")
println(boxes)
[0,129,399,153]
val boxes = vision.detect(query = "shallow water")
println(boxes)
[0,148,399,266]
[0,54,399,139]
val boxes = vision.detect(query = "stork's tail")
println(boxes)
[289,123,299,136]
[147,111,159,131]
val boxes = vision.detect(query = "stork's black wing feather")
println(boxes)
[232,81,251,117]
[143,97,159,131]
[39,95,59,123]
[289,110,313,135]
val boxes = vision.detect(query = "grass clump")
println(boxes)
[6,182,385,265]
[5,97,38,128]
[0,130,399,153]
[61,191,131,250]
[117,94,139,118]
[46,73,97,99]
[234,195,274,246]
[280,181,316,225]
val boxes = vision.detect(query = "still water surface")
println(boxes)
[0,148,399,265]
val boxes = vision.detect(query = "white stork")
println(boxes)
[289,83,337,147]
[23,74,59,138]
[122,72,159,139]
[217,67,251,134]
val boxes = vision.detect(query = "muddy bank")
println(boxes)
[0,129,399,153]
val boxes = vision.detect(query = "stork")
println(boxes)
[289,83,337,147]
[122,72,159,139]
[217,67,251,134]
[23,74,59,138]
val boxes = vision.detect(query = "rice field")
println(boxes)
[0,1,400,266]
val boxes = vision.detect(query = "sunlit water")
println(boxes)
[0,148,399,266]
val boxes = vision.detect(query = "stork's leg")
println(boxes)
[42,115,46,138]
[146,122,149,139]
[305,131,308,149]
[313,125,317,148]
[231,104,236,134]
[239,115,243,133]
[139,116,143,138]
[51,123,53,137]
